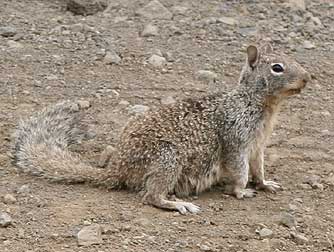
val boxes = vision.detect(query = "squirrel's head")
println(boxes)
[239,44,310,99]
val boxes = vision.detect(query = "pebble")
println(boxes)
[308,15,322,27]
[217,17,238,26]
[199,244,212,251]
[325,175,334,186]
[2,194,17,204]
[77,224,103,246]
[171,6,188,15]
[196,70,218,84]
[298,183,312,190]
[120,224,131,232]
[289,0,306,11]
[290,232,309,244]
[288,203,299,212]
[17,184,30,194]
[0,26,17,37]
[163,51,174,62]
[66,0,108,15]
[98,145,115,168]
[279,212,297,228]
[239,27,257,37]
[136,0,173,20]
[305,174,320,185]
[141,23,159,37]
[161,96,176,105]
[77,100,91,109]
[104,50,121,65]
[118,100,130,107]
[303,40,315,49]
[128,105,150,115]
[311,182,324,190]
[258,228,273,239]
[0,212,12,227]
[148,54,166,67]
[7,40,23,49]
[133,217,152,227]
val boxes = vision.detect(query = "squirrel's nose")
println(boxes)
[301,72,311,86]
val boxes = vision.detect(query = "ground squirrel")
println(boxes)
[12,44,310,214]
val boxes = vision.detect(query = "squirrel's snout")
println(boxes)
[300,72,310,87]
[302,72,311,84]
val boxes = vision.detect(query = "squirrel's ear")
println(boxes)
[247,45,259,69]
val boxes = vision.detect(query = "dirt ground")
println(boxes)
[0,0,334,251]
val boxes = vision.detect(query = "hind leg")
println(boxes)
[143,191,200,214]
[141,146,200,214]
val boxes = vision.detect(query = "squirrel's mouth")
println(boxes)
[289,88,302,94]
[282,80,306,96]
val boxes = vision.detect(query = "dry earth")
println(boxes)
[0,0,334,251]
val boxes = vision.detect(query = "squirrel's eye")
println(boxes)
[271,63,284,73]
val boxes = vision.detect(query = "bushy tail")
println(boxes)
[12,101,102,184]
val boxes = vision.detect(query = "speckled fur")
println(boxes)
[12,44,310,213]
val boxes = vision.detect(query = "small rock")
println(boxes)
[118,100,130,107]
[171,6,188,15]
[77,100,91,109]
[2,194,17,204]
[102,226,119,234]
[0,212,12,227]
[258,228,273,239]
[148,54,166,67]
[136,0,173,20]
[239,27,258,37]
[290,232,309,244]
[104,50,121,65]
[66,0,108,15]
[202,17,217,25]
[311,182,324,190]
[289,0,306,11]
[163,51,174,62]
[217,17,238,26]
[298,183,312,190]
[128,105,150,115]
[279,212,297,228]
[288,203,299,212]
[17,184,30,194]
[114,16,128,23]
[169,25,183,35]
[133,217,152,227]
[196,70,218,84]
[305,174,320,185]
[0,26,17,37]
[7,40,23,49]
[141,23,159,37]
[303,40,315,49]
[199,244,212,251]
[325,175,334,186]
[151,49,163,57]
[98,145,115,168]
[77,224,103,246]
[161,96,176,105]
[309,16,322,27]
[120,224,131,232]
[3,240,11,246]
[83,220,92,226]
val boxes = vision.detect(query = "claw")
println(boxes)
[175,202,201,214]
[235,188,257,199]
[257,180,282,193]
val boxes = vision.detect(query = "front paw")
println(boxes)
[256,180,281,193]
